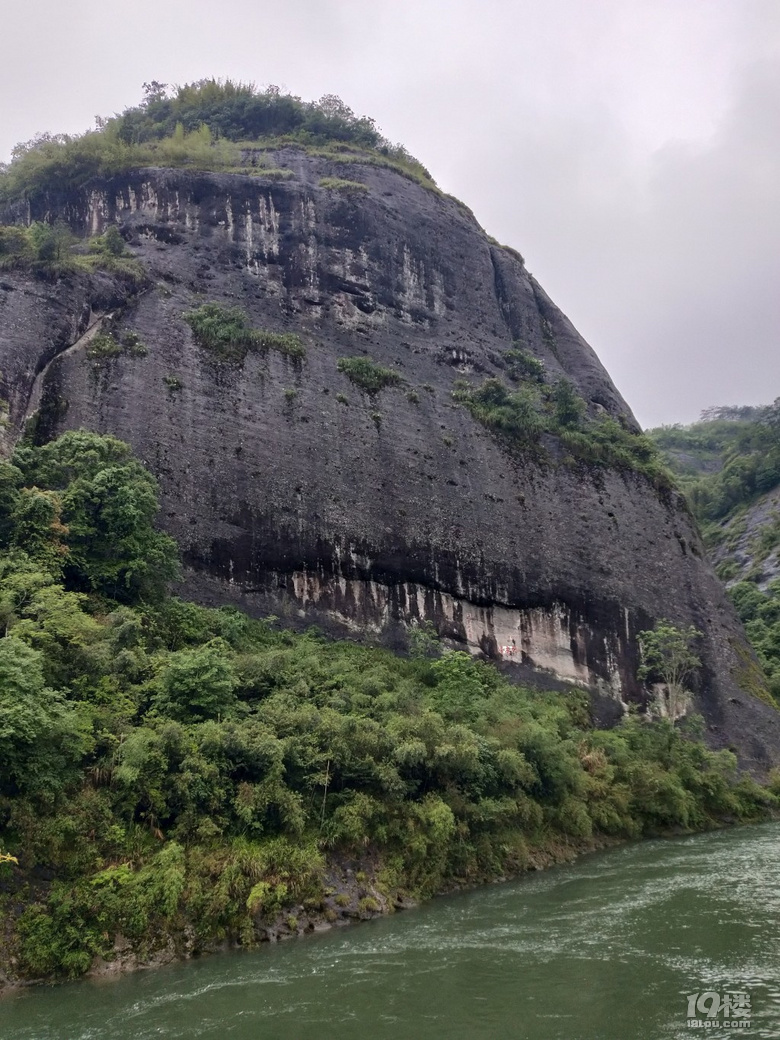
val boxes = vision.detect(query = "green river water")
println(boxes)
[3,823,780,1039]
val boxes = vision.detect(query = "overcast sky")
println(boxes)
[2,0,778,427]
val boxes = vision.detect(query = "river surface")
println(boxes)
[4,823,780,1040]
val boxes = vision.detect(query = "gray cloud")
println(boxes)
[1,0,777,426]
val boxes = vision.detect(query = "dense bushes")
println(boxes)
[730,581,780,702]
[648,403,780,704]
[5,431,179,601]
[0,431,771,981]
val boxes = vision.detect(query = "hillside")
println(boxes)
[648,402,780,700]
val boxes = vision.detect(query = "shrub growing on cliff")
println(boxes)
[638,620,702,719]
[183,303,305,363]
[0,222,145,285]
[454,375,670,486]
[0,222,75,275]
[337,356,402,395]
[453,377,544,448]
[503,346,545,383]
[85,332,122,361]
[319,177,369,193]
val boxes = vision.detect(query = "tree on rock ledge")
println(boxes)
[638,620,702,720]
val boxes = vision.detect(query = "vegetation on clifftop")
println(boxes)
[0,80,436,204]
[0,431,773,983]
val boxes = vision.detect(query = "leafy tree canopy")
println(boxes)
[8,430,179,601]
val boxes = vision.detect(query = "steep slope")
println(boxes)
[2,149,779,769]
[649,405,780,588]
[650,407,780,703]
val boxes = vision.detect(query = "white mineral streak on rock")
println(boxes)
[399,244,425,323]
[429,266,446,317]
[241,195,281,290]
[277,566,623,694]
[87,191,110,235]
[258,195,280,258]
[225,196,234,241]
[303,239,319,292]
[325,244,382,330]
[454,559,465,597]
[357,245,371,283]
[398,244,444,324]
[291,196,318,299]
[184,203,199,232]
[602,637,625,699]
[301,195,316,234]
[138,183,159,216]
[245,204,254,267]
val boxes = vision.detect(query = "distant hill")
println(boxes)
[648,402,780,699]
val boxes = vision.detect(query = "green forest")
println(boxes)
[649,402,780,701]
[0,430,773,982]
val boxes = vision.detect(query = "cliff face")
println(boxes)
[2,150,779,769]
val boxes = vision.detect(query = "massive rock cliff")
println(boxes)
[2,150,779,769]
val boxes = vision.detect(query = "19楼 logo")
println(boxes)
[686,991,751,1029]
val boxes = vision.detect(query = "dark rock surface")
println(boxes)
[2,150,779,771]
